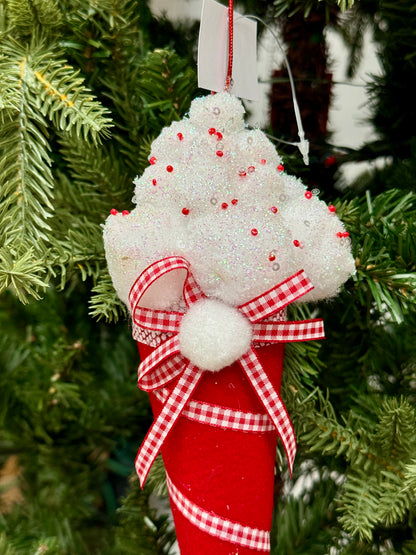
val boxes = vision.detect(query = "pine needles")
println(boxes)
[0,1,197,304]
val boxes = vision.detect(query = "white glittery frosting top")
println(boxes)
[104,92,355,311]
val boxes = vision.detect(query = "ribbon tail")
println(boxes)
[239,348,296,477]
[135,363,204,488]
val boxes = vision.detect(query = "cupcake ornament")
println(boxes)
[104,91,355,554]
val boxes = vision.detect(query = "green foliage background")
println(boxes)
[0,0,415,554]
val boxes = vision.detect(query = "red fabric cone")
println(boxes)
[138,341,285,554]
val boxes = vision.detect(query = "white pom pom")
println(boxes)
[178,299,252,372]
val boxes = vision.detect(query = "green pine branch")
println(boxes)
[273,473,340,554]
[0,45,55,249]
[0,534,18,555]
[0,33,113,299]
[0,247,49,302]
[292,392,416,542]
[136,49,197,132]
[345,189,416,325]
[274,0,356,19]
[114,475,176,555]
[5,0,63,37]
[0,35,113,247]
[338,471,382,542]
[89,269,127,323]
[57,131,132,216]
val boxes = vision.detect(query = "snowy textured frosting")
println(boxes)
[104,92,355,310]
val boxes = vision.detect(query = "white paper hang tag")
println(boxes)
[198,0,259,101]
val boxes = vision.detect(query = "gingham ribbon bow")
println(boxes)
[129,256,325,487]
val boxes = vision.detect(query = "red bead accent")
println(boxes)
[221,202,228,210]
[149,156,156,165]
[293,240,300,247]
[216,132,223,141]
[239,170,247,177]
[152,179,157,186]
[110,208,117,215]
[251,228,258,236]
[177,132,183,141]
[260,159,266,165]
[324,155,337,168]
[269,253,276,261]
[182,208,189,215]
[328,205,336,212]
[122,210,129,216]
[277,164,284,172]
[216,150,223,157]
[209,128,216,135]
[231,199,238,205]
[270,206,278,214]
[336,232,343,238]
[248,165,255,173]
[305,191,312,199]
[166,165,174,172]
[343,231,350,237]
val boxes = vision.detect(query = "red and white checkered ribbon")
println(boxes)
[129,256,325,488]
[166,472,271,551]
[153,388,276,433]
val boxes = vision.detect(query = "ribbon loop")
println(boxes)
[138,335,183,391]
[130,256,190,323]
[183,270,206,307]
[238,269,313,323]
[133,306,183,333]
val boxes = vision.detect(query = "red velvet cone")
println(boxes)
[138,342,285,554]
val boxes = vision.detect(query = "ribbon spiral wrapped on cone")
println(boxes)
[104,92,355,554]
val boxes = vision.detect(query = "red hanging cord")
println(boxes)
[225,0,233,91]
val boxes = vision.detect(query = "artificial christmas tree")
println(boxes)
[1,0,416,553]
